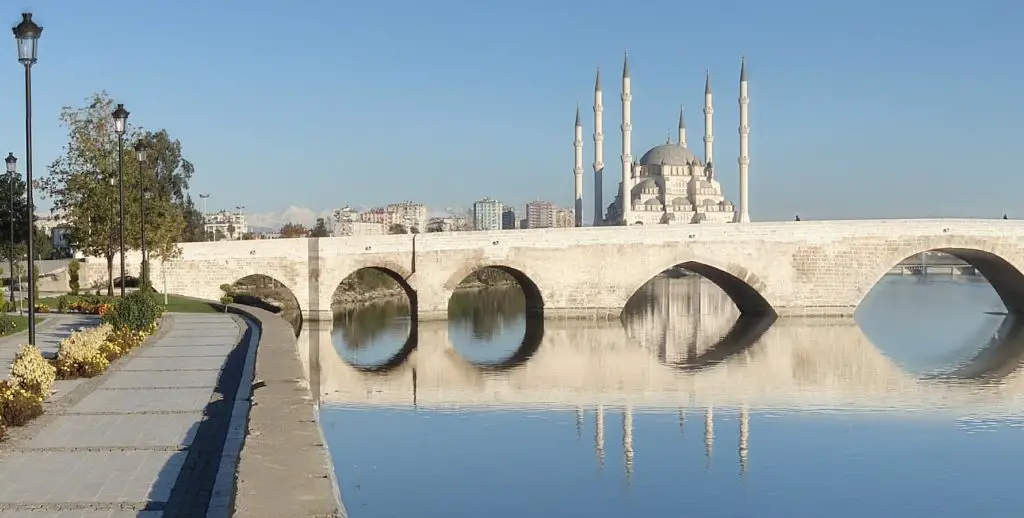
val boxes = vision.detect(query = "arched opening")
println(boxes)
[330,267,417,371]
[228,274,303,334]
[857,248,1024,376]
[446,266,545,369]
[622,262,775,367]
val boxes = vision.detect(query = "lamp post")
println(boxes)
[4,153,15,308]
[199,193,210,240]
[134,140,148,288]
[112,103,129,297]
[14,12,41,345]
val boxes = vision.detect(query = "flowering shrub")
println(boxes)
[10,344,56,398]
[34,303,49,313]
[0,380,42,426]
[55,323,113,378]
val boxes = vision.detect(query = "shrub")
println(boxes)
[68,260,80,295]
[0,314,15,336]
[103,291,163,332]
[34,303,49,313]
[57,295,70,313]
[0,379,42,426]
[9,344,56,399]
[55,323,113,378]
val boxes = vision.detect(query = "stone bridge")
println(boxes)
[122,219,1023,321]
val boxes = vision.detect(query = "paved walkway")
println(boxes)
[0,313,249,518]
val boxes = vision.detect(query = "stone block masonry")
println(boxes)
[92,219,1024,320]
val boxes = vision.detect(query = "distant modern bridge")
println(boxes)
[86,219,1024,322]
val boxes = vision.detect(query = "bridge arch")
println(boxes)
[330,263,418,314]
[855,243,1024,314]
[227,273,304,319]
[443,263,544,316]
[619,255,776,317]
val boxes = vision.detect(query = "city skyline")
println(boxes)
[2,0,1022,229]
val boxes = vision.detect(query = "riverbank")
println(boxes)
[228,305,344,518]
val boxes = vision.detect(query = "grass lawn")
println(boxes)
[36,293,219,314]
[1,315,46,337]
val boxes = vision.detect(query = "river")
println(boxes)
[308,274,1024,517]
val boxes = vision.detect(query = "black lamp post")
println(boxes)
[134,140,148,288]
[4,153,15,308]
[14,12,41,345]
[112,103,129,297]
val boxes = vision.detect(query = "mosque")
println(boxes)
[572,53,751,226]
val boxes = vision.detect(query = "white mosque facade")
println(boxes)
[572,54,751,226]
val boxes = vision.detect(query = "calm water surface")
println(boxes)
[313,275,1024,517]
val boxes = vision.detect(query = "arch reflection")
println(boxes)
[929,312,1024,381]
[312,315,1024,413]
[448,288,545,370]
[332,300,416,372]
[622,276,775,371]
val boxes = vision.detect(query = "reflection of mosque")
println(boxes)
[622,276,741,363]
[580,404,751,481]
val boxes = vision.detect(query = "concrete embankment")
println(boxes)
[227,305,344,518]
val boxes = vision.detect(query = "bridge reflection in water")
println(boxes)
[304,276,1024,485]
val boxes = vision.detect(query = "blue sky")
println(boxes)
[0,0,1021,227]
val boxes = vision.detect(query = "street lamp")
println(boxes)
[4,153,15,308]
[134,140,148,288]
[14,12,41,345]
[112,103,129,297]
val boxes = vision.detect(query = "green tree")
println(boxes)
[310,218,330,237]
[40,92,186,296]
[279,223,308,238]
[226,223,236,239]
[388,223,407,234]
[68,260,80,295]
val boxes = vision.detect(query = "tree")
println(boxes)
[279,223,308,238]
[310,218,330,238]
[41,92,186,295]
[214,228,225,241]
[410,226,420,234]
[388,223,407,234]
[241,232,256,240]
[226,223,236,240]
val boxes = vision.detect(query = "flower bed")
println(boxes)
[0,291,165,441]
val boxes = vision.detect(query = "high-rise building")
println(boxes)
[358,202,428,233]
[473,198,503,231]
[501,207,518,229]
[553,208,575,228]
[203,210,248,240]
[525,200,556,229]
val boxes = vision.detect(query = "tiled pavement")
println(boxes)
[0,313,247,518]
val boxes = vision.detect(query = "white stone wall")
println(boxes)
[93,219,1024,320]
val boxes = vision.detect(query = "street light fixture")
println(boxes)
[4,153,15,308]
[13,12,42,345]
[111,103,129,297]
[134,140,148,288]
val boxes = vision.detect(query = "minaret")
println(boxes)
[595,404,605,470]
[593,67,605,226]
[704,405,715,468]
[678,105,687,147]
[620,51,633,225]
[739,405,750,475]
[737,57,751,223]
[703,71,714,166]
[623,405,634,485]
[573,105,584,227]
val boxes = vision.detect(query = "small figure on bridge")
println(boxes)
[1004,214,1009,220]
[795,215,801,221]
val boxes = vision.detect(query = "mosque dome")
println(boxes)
[638,144,699,166]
